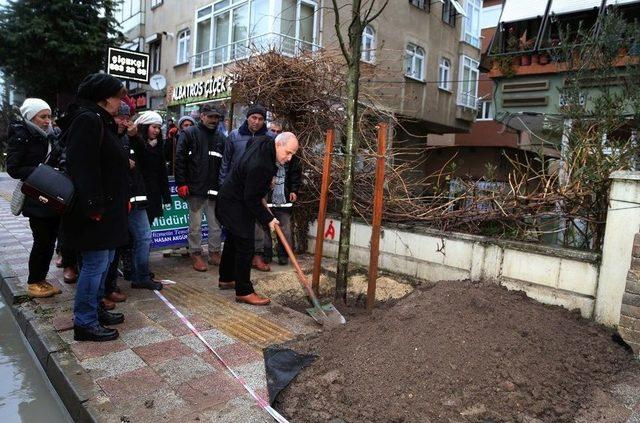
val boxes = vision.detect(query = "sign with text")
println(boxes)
[107,47,150,83]
[167,73,232,106]
[150,178,208,250]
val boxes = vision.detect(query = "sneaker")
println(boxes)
[27,281,62,298]
[131,280,163,290]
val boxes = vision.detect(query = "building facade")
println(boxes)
[114,0,483,135]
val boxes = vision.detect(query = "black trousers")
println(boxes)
[219,231,255,296]
[28,216,60,284]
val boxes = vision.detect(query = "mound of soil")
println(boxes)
[276,281,638,422]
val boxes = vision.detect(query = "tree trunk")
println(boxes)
[335,52,362,302]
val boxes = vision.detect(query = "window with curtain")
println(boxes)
[176,29,190,64]
[405,43,425,81]
[458,55,479,108]
[438,57,451,90]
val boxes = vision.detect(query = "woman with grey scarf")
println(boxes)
[6,98,63,298]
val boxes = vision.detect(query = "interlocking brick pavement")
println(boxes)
[0,173,320,422]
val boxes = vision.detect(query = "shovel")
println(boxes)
[273,224,345,326]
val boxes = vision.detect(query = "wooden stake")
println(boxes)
[312,129,335,294]
[366,122,387,311]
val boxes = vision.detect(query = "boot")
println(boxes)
[131,279,163,290]
[27,281,62,298]
[252,255,270,272]
[208,251,222,266]
[74,325,119,342]
[277,256,289,266]
[98,305,124,325]
[120,247,133,280]
[218,280,235,290]
[63,266,78,284]
[236,293,270,306]
[191,253,208,272]
[101,298,116,310]
[106,290,127,302]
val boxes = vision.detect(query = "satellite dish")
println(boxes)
[149,74,167,90]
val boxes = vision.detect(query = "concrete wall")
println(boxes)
[308,217,600,319]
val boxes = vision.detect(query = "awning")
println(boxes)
[450,0,467,17]
[500,0,548,23]
[550,0,603,15]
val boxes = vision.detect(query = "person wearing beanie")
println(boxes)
[6,98,64,299]
[57,73,129,342]
[218,103,273,272]
[175,103,226,271]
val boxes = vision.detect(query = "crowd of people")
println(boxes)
[7,73,301,342]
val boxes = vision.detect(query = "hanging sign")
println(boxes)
[107,47,150,83]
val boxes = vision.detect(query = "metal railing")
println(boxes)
[457,91,479,110]
[190,32,320,73]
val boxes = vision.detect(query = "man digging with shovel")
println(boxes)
[216,132,299,305]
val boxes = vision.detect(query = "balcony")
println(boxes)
[190,32,320,74]
[457,91,479,110]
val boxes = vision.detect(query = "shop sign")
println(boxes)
[168,74,232,106]
[130,92,148,109]
[107,47,150,83]
[150,178,208,250]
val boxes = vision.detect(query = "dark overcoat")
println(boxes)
[59,101,129,251]
[134,135,170,221]
[216,138,277,239]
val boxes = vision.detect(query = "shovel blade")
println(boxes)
[306,303,346,325]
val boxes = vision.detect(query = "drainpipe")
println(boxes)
[318,0,324,47]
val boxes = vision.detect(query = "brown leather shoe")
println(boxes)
[191,253,208,272]
[218,280,235,290]
[236,293,270,306]
[101,298,116,310]
[251,255,271,272]
[106,291,127,302]
[208,251,222,266]
[27,281,62,298]
[63,266,78,284]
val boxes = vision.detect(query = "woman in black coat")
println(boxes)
[6,98,63,299]
[59,73,130,343]
[133,111,171,225]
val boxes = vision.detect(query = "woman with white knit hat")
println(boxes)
[6,98,63,298]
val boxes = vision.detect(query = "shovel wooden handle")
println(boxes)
[273,224,323,307]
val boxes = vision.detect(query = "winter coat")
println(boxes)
[218,121,272,186]
[6,122,61,218]
[175,122,225,197]
[266,155,302,210]
[118,133,149,210]
[134,135,171,221]
[216,137,278,239]
[59,100,129,252]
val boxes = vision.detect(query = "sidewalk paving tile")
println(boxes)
[70,339,130,361]
[132,338,195,366]
[96,367,165,404]
[119,324,174,348]
[81,349,146,379]
[153,355,217,386]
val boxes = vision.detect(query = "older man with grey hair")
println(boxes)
[216,132,299,306]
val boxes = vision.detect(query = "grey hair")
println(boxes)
[275,132,297,146]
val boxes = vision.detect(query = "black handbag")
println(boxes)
[22,163,75,214]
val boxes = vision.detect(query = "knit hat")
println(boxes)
[117,101,131,117]
[134,110,163,126]
[178,116,195,128]
[77,73,124,102]
[20,98,51,122]
[246,104,267,119]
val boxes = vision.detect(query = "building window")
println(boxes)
[361,25,376,63]
[176,29,190,64]
[438,57,451,91]
[462,0,481,48]
[442,0,456,26]
[476,100,493,120]
[409,0,429,11]
[150,0,163,8]
[405,43,425,81]
[457,55,479,108]
[194,0,318,71]
[149,40,161,73]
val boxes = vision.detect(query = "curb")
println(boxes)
[0,261,101,423]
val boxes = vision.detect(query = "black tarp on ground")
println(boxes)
[264,346,316,405]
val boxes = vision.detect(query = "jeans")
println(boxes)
[219,232,255,296]
[187,195,221,254]
[128,208,152,283]
[74,249,115,328]
[263,209,292,259]
[28,216,60,284]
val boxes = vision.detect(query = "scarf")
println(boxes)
[272,164,287,205]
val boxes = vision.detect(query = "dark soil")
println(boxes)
[275,281,638,423]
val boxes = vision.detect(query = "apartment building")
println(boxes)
[115,0,482,135]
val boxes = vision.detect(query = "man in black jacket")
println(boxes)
[216,132,299,306]
[175,103,225,272]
